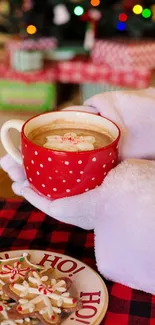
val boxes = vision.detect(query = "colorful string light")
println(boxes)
[119,13,127,22]
[116,22,126,31]
[90,0,100,7]
[133,4,143,14]
[142,8,151,18]
[74,6,84,16]
[26,25,37,35]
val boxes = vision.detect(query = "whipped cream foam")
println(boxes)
[43,132,95,152]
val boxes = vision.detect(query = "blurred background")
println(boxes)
[0,0,155,160]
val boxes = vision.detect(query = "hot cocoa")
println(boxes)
[28,120,114,152]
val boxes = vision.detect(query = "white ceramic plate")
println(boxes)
[0,250,108,325]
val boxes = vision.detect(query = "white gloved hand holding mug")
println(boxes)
[1,88,155,295]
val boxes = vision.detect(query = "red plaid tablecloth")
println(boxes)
[0,198,154,325]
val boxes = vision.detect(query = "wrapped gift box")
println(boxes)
[11,49,44,72]
[0,80,56,112]
[57,60,151,88]
[7,38,57,52]
[7,38,57,72]
[91,40,155,68]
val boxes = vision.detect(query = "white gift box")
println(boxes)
[11,49,43,72]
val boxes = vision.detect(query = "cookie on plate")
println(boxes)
[0,300,38,325]
[3,269,82,325]
[0,252,44,300]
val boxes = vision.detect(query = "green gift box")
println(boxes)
[0,80,56,112]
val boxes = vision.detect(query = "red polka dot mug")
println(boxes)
[0,111,120,199]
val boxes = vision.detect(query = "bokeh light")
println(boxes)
[26,24,37,35]
[74,6,84,16]
[133,4,143,14]
[142,8,151,18]
[116,22,126,31]
[119,13,127,22]
[90,0,100,7]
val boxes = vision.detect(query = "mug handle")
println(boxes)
[1,119,25,165]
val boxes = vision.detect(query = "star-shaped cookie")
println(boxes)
[3,269,82,325]
[0,300,38,325]
[0,252,43,300]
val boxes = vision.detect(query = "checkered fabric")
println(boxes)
[57,60,151,88]
[0,198,154,325]
[91,40,155,68]
[7,38,57,51]
[0,60,151,88]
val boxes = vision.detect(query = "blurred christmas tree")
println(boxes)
[0,0,30,35]
[0,0,155,42]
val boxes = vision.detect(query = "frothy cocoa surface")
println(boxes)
[28,120,114,151]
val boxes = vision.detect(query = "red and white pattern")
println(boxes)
[0,262,29,282]
[0,60,151,88]
[91,40,155,68]
[7,38,57,52]
[12,271,77,324]
[0,63,58,83]
[57,60,151,88]
[0,301,32,325]
[0,253,43,287]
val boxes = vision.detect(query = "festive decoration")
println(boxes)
[133,4,143,14]
[53,4,70,25]
[7,38,57,52]
[0,262,30,282]
[81,8,101,50]
[0,301,34,325]
[89,9,101,21]
[84,22,96,50]
[57,60,151,88]
[44,133,95,151]
[8,270,80,325]
[11,50,43,72]
[0,252,43,300]
[116,21,126,31]
[0,80,56,112]
[7,37,57,72]
[74,5,84,16]
[90,0,100,7]
[0,59,150,89]
[26,25,37,35]
[119,13,128,22]
[1,1,153,43]
[91,40,155,68]
[142,8,152,18]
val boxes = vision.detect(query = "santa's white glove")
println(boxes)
[1,88,155,230]
[0,105,98,230]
